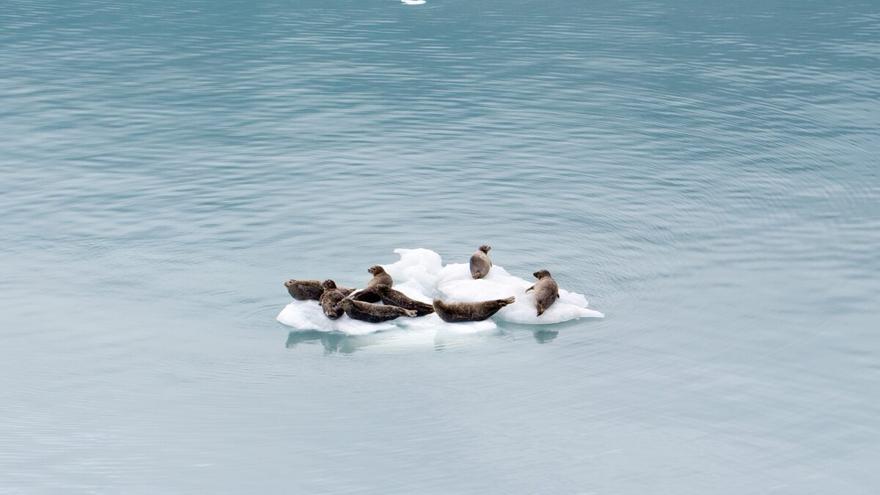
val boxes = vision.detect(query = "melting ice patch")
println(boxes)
[276,248,603,335]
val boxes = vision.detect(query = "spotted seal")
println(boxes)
[346,289,382,303]
[340,298,417,323]
[432,296,515,323]
[366,265,393,288]
[469,245,492,279]
[526,269,559,316]
[283,279,324,301]
[372,284,434,316]
[319,280,350,319]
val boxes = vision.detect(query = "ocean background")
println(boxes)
[1,0,878,492]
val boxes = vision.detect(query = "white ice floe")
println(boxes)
[276,248,603,335]
[401,0,426,5]
[435,263,604,324]
[276,300,398,335]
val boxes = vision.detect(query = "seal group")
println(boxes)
[284,244,570,323]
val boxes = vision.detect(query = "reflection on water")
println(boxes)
[532,329,559,344]
[286,330,351,354]
[284,326,518,354]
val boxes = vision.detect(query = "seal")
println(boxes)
[470,245,492,279]
[340,298,417,323]
[319,280,349,320]
[432,297,515,323]
[284,279,324,301]
[372,284,435,316]
[345,288,382,303]
[526,269,559,316]
[366,265,393,288]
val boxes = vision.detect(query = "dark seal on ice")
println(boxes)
[372,284,434,316]
[319,280,350,320]
[284,279,324,301]
[432,296,515,323]
[340,298,417,323]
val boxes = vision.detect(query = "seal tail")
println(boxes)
[499,296,515,306]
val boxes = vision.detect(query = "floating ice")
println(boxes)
[382,248,442,302]
[436,263,604,324]
[277,300,398,335]
[402,0,426,5]
[276,248,603,335]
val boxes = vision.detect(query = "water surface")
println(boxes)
[1,0,878,493]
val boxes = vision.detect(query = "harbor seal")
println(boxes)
[366,265,393,288]
[469,245,492,279]
[345,288,382,303]
[319,280,349,319]
[372,284,435,316]
[432,297,515,323]
[340,298,417,323]
[526,269,559,316]
[284,279,324,301]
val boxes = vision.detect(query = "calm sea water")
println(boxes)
[2,0,878,493]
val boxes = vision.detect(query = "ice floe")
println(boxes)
[277,248,603,335]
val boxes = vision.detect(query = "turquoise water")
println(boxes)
[2,0,879,492]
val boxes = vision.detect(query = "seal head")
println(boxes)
[321,279,355,297]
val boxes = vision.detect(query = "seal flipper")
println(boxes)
[525,285,534,293]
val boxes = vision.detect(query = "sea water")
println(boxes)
[1,0,878,493]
